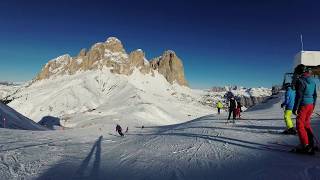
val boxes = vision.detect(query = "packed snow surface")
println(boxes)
[1,94,320,180]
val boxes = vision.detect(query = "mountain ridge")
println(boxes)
[35,37,188,86]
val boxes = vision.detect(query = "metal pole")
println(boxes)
[300,34,304,52]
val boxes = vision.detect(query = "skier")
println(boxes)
[280,83,297,135]
[216,101,223,114]
[227,97,237,123]
[116,124,124,137]
[292,64,317,154]
[235,99,242,119]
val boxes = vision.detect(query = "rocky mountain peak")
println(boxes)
[150,50,188,86]
[104,37,125,53]
[35,37,188,86]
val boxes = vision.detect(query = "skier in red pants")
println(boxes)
[292,64,317,154]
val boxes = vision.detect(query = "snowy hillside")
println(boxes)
[201,86,272,108]
[0,84,20,100]
[0,102,45,130]
[9,68,212,128]
[1,93,320,179]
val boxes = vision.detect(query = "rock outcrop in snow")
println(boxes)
[150,50,188,86]
[35,37,188,86]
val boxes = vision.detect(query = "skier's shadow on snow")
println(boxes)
[36,136,103,180]
[75,136,102,179]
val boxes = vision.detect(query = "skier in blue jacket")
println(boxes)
[281,83,297,135]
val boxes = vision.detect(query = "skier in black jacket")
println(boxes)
[227,97,237,123]
[116,124,124,136]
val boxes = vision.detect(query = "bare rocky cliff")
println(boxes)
[35,37,188,86]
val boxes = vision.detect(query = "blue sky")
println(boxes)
[0,0,320,88]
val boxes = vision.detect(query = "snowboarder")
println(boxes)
[116,124,124,136]
[227,97,237,123]
[292,64,317,154]
[280,83,297,135]
[235,99,242,119]
[216,101,223,114]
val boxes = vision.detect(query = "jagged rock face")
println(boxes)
[129,49,151,74]
[36,55,72,80]
[150,51,188,86]
[78,48,86,57]
[104,37,126,53]
[35,37,187,86]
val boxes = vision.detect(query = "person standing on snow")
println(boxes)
[280,83,297,135]
[116,124,124,137]
[216,101,223,114]
[292,64,317,154]
[227,97,237,123]
[235,99,242,119]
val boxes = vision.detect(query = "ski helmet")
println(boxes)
[294,64,307,75]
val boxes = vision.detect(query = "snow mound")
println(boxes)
[0,102,45,130]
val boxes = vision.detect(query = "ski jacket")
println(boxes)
[116,125,122,132]
[216,102,223,109]
[228,98,237,110]
[293,73,317,112]
[282,87,296,110]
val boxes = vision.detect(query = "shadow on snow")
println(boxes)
[36,136,103,180]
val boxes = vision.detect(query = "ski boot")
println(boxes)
[287,127,297,135]
[291,144,315,155]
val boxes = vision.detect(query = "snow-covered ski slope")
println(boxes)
[1,94,320,180]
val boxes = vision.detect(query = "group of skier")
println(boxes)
[213,64,318,154]
[216,97,242,123]
[281,64,318,154]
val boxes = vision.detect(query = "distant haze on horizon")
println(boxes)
[0,0,320,89]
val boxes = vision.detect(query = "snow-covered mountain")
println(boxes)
[0,83,21,100]
[7,37,272,130]
[201,86,272,108]
[7,37,211,128]
[9,68,210,128]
